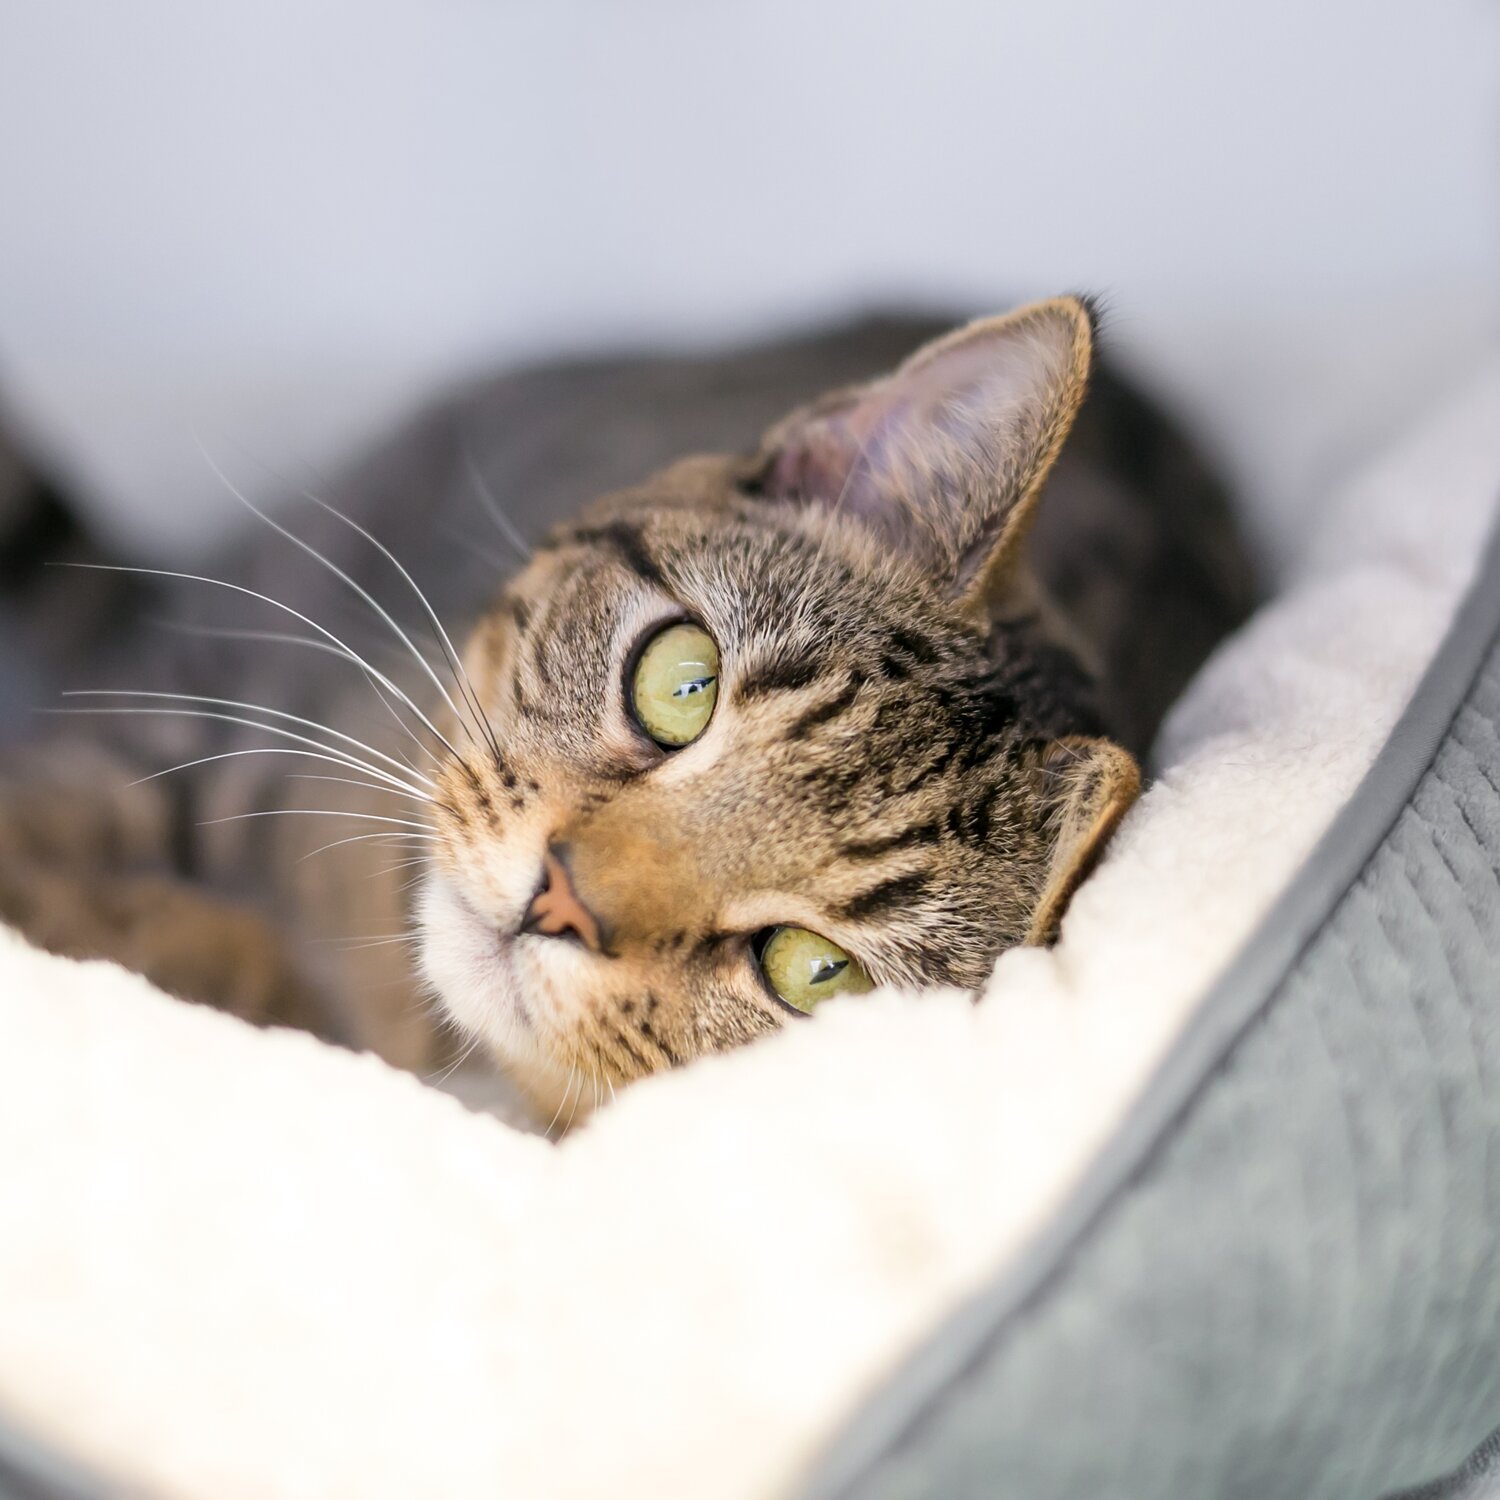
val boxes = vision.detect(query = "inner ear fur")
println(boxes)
[1026,735,1140,946]
[752,296,1096,614]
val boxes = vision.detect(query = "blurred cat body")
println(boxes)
[0,300,1250,1125]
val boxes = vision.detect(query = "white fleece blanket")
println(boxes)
[2,365,1498,1500]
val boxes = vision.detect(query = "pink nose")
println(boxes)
[522,847,603,952]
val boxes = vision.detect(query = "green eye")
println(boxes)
[758,926,873,1014]
[631,621,720,748]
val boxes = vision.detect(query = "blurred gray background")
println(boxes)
[0,0,1496,575]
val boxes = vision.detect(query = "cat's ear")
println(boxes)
[751,296,1095,611]
[1026,736,1139,945]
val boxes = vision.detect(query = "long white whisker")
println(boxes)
[297,488,502,761]
[198,808,434,832]
[58,691,434,793]
[59,562,459,758]
[193,443,476,753]
[300,831,432,863]
[428,1029,485,1087]
[463,450,533,562]
[324,932,421,952]
[54,710,430,807]
[829,412,886,524]
[287,772,434,807]
[440,521,512,572]
[125,747,431,806]
[566,1065,586,1134]
[546,1064,580,1137]
[154,620,442,770]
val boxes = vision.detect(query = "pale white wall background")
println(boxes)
[0,0,1496,571]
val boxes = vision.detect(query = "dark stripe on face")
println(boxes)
[690,929,734,960]
[965,799,992,845]
[784,672,864,740]
[957,731,1010,774]
[602,1019,654,1075]
[894,743,957,796]
[935,678,1021,737]
[638,1013,683,1066]
[840,820,942,859]
[794,758,865,811]
[877,626,942,682]
[838,870,931,923]
[888,627,940,664]
[966,791,996,847]
[736,653,824,701]
[528,587,564,686]
[570,521,666,591]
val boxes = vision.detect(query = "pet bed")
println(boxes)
[1,360,1498,1500]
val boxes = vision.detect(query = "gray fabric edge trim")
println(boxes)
[0,1414,124,1500]
[1382,1424,1500,1499]
[794,502,1500,1500]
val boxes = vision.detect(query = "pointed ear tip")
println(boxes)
[993,294,1098,372]
[1044,733,1137,772]
[1041,735,1142,815]
[1104,743,1142,804]
[1025,734,1138,946]
[1066,292,1105,338]
[1045,293,1102,358]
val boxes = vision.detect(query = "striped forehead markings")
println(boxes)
[783,671,866,741]
[734,652,826,703]
[563,519,666,591]
[840,819,944,860]
[837,870,933,923]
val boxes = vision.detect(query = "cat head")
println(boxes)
[417,297,1139,1124]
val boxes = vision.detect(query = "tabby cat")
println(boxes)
[0,298,1250,1126]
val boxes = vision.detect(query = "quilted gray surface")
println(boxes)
[799,510,1500,1500]
[1391,1429,1500,1499]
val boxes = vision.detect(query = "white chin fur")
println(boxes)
[414,875,566,1100]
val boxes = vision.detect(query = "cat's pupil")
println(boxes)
[673,677,714,699]
[810,958,848,986]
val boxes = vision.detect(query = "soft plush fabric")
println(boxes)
[1,362,1497,1500]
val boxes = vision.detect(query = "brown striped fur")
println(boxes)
[420,299,1172,1119]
